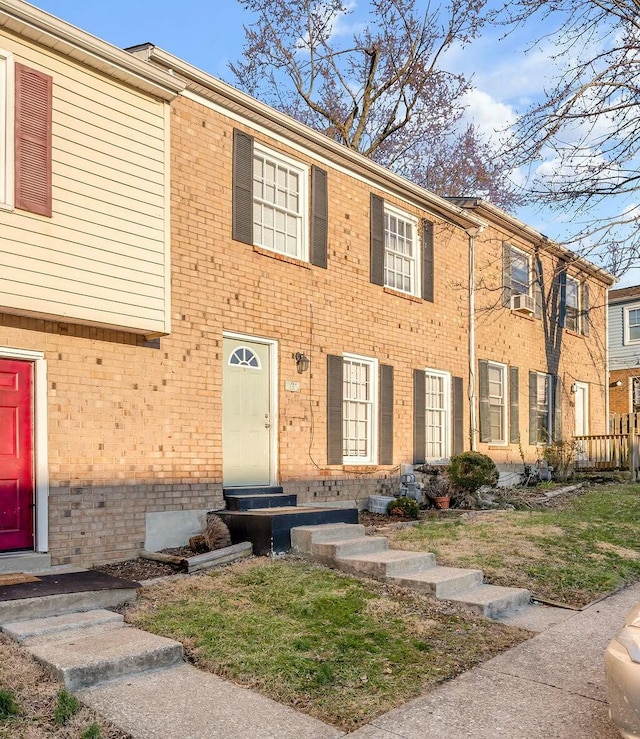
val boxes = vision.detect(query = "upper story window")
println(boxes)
[384,205,419,296]
[565,275,580,332]
[509,246,531,296]
[625,305,640,344]
[253,143,307,260]
[0,48,14,210]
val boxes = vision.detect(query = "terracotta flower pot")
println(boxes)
[433,496,450,510]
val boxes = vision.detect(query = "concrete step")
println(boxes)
[389,566,484,598]
[291,523,366,553]
[2,609,124,643]
[446,584,531,619]
[26,623,184,690]
[0,587,138,625]
[336,550,437,579]
[312,536,388,560]
[0,551,51,574]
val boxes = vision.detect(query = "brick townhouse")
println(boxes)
[0,1,613,568]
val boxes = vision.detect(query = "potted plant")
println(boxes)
[423,472,453,510]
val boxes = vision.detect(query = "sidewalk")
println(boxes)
[347,582,640,738]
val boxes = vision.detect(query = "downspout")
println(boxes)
[466,226,484,451]
[605,293,610,427]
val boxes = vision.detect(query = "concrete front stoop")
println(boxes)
[291,523,531,620]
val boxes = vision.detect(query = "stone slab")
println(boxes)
[78,662,342,739]
[2,608,123,643]
[145,509,209,551]
[0,588,138,624]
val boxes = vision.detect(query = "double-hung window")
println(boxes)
[342,354,378,464]
[252,143,307,260]
[533,372,552,444]
[487,362,507,444]
[384,204,419,295]
[625,305,640,344]
[509,246,530,296]
[0,48,14,210]
[424,370,451,462]
[565,276,580,332]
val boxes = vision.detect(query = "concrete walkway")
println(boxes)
[348,582,640,738]
[78,579,635,738]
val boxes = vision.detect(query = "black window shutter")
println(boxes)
[529,371,538,445]
[553,375,562,442]
[379,364,394,465]
[422,220,434,302]
[534,257,543,320]
[502,243,512,307]
[558,265,567,328]
[509,366,520,444]
[452,376,464,456]
[310,165,328,268]
[478,360,490,443]
[232,129,254,245]
[327,355,344,464]
[581,282,590,336]
[413,369,426,464]
[370,194,385,286]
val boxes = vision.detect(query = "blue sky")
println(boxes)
[31,0,638,286]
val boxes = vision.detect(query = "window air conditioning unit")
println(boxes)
[510,293,535,315]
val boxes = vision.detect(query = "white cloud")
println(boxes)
[461,88,516,141]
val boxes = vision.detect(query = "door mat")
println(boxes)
[0,570,140,602]
[0,573,41,586]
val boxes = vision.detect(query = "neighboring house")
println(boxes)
[0,1,183,565]
[609,286,640,416]
[0,1,613,568]
[452,199,612,478]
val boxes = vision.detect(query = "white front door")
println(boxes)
[222,337,274,487]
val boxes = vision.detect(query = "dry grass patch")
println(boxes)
[0,635,129,739]
[390,484,640,607]
[125,558,527,731]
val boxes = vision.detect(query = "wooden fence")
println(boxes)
[570,413,640,478]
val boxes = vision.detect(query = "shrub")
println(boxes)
[387,496,420,519]
[0,688,19,720]
[543,440,577,481]
[448,452,498,494]
[54,689,80,725]
[204,515,232,551]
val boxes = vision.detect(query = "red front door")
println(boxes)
[0,359,34,551]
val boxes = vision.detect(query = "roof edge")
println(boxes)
[0,1,184,101]
[450,197,616,286]
[135,44,485,230]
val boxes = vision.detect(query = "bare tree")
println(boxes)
[230,0,522,209]
[500,0,640,275]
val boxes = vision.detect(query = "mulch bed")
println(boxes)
[96,546,195,582]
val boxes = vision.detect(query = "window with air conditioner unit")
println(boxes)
[510,293,535,314]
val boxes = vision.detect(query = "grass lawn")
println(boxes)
[126,558,527,731]
[390,483,640,608]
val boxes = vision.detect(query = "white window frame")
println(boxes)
[424,368,451,463]
[342,353,378,465]
[383,203,420,296]
[565,275,581,333]
[624,304,640,345]
[0,48,14,211]
[487,361,508,446]
[509,245,531,297]
[534,372,553,445]
[252,142,308,261]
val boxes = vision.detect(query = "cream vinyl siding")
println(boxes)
[0,31,170,335]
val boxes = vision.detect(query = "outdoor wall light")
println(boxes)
[570,383,578,393]
[610,380,623,388]
[294,352,310,374]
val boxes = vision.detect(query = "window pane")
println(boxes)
[510,249,529,295]
[384,209,416,294]
[343,358,374,460]
[487,363,505,443]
